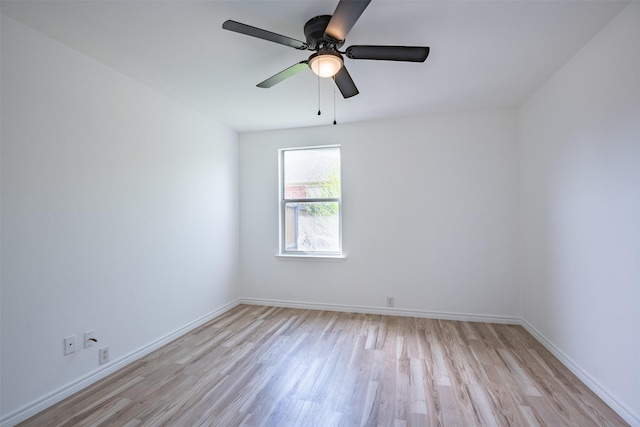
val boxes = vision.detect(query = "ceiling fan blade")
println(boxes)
[257,61,309,88]
[334,66,359,98]
[324,0,371,43]
[346,45,430,62]
[222,20,308,50]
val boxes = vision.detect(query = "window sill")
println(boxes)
[276,254,346,262]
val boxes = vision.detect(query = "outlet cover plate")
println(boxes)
[99,346,109,364]
[64,336,76,355]
[84,330,95,348]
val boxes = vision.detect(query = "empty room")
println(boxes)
[1,1,638,426]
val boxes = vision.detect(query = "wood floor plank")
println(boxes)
[18,305,629,427]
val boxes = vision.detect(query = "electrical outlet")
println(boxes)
[84,330,95,348]
[64,336,76,355]
[99,347,110,365]
[386,296,395,307]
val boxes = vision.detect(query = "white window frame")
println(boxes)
[278,145,344,259]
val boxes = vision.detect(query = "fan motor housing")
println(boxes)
[304,15,344,50]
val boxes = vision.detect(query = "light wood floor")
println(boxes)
[20,305,628,426]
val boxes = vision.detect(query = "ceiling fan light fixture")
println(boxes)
[309,51,343,78]
[223,0,430,99]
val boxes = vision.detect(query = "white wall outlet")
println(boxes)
[99,346,110,364]
[386,296,395,307]
[64,335,76,355]
[84,330,96,348]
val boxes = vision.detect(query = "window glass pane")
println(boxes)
[284,202,339,252]
[284,147,340,200]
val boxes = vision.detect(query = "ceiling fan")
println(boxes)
[222,0,430,99]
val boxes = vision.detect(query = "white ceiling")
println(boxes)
[1,0,629,133]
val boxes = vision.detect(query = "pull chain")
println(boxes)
[333,78,337,125]
[317,60,321,116]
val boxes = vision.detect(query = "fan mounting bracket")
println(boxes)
[304,15,344,50]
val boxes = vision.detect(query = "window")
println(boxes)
[280,146,341,256]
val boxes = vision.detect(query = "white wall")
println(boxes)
[518,3,640,424]
[239,110,519,320]
[0,16,239,422]
[3,1,637,424]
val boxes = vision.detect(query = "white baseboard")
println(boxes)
[521,319,639,427]
[4,299,635,427]
[239,297,521,324]
[244,298,636,425]
[0,299,241,427]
